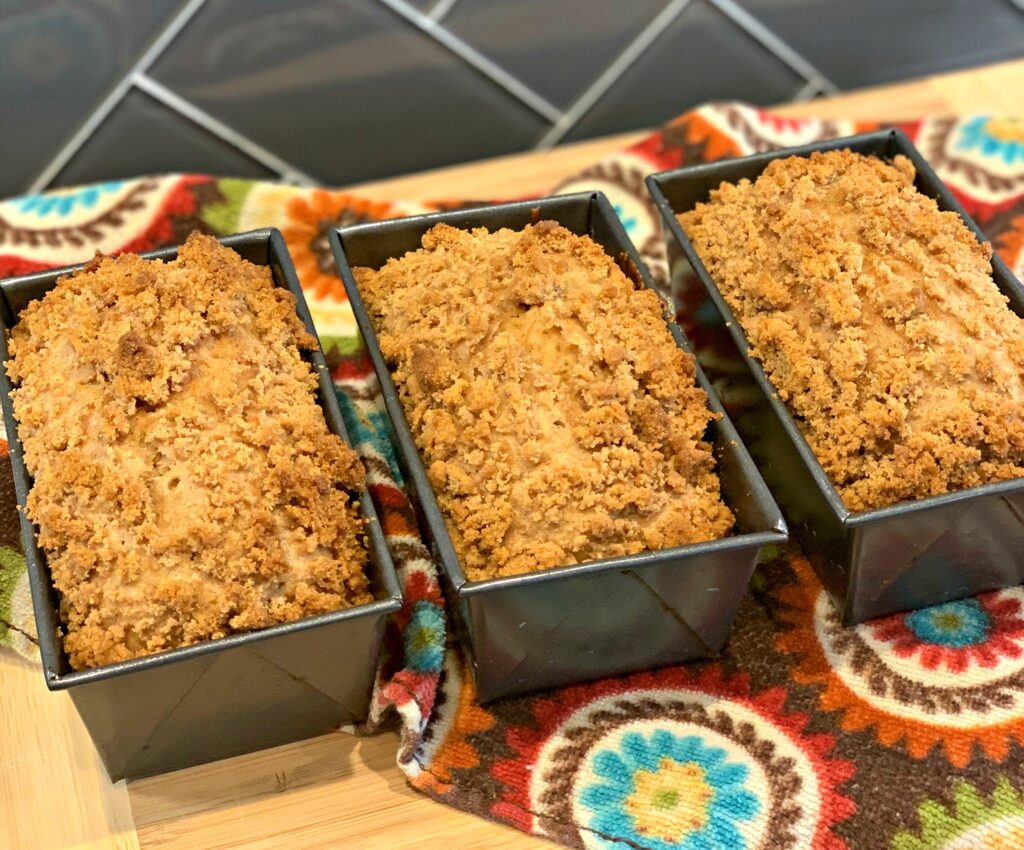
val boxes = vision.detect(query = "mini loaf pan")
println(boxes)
[0,228,402,779]
[647,129,1024,625]
[329,192,787,703]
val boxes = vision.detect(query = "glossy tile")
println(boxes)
[734,0,1024,88]
[562,1,804,142]
[52,89,276,188]
[444,0,670,107]
[150,0,548,186]
[0,0,181,197]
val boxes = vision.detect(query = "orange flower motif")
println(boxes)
[994,212,1024,273]
[659,112,742,164]
[776,553,1024,768]
[281,190,395,302]
[412,657,495,796]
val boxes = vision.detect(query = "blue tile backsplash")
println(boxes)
[1,0,1022,196]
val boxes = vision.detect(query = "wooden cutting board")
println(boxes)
[3,57,1024,850]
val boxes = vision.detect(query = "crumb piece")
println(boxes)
[355,221,732,581]
[8,233,371,669]
[680,149,1024,511]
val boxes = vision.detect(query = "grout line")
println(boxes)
[533,0,694,149]
[427,0,460,23]
[132,74,319,185]
[792,77,825,102]
[705,0,840,93]
[26,0,209,193]
[374,0,564,123]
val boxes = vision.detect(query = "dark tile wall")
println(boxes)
[443,0,669,108]
[2,0,1022,198]
[737,0,1024,88]
[149,0,549,186]
[562,1,805,143]
[1,1,182,194]
[54,89,276,186]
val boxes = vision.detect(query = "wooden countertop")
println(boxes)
[4,57,1024,850]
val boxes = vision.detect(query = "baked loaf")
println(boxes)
[680,149,1024,511]
[355,221,732,581]
[7,233,371,670]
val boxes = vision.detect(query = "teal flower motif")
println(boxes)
[904,599,990,648]
[870,590,1024,674]
[580,729,760,850]
[613,202,639,234]
[334,389,405,486]
[956,116,1024,165]
[404,600,445,672]
[11,181,124,218]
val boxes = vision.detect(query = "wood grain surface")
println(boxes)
[2,58,1022,850]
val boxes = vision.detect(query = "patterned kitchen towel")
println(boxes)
[3,104,1024,849]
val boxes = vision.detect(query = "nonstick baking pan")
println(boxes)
[0,228,403,779]
[330,192,787,702]
[647,129,1024,625]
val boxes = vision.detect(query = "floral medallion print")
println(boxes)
[0,176,200,273]
[919,116,1024,200]
[957,117,1024,167]
[11,181,125,218]
[0,544,35,659]
[403,600,446,673]
[410,654,494,796]
[3,106,1024,850]
[580,728,760,850]
[691,104,870,157]
[656,111,743,168]
[281,189,396,302]
[869,596,1024,674]
[274,189,426,354]
[493,666,855,850]
[991,207,1024,279]
[892,776,1024,850]
[777,556,1024,767]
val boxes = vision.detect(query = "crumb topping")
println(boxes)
[355,221,732,581]
[680,149,1024,511]
[7,233,371,670]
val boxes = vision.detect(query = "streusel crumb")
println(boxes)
[8,233,371,670]
[680,149,1024,511]
[355,221,732,581]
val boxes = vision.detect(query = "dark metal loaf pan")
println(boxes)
[0,228,402,779]
[329,192,787,703]
[647,129,1024,625]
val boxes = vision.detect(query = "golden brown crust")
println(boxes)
[355,221,732,581]
[679,149,1024,512]
[8,233,371,670]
